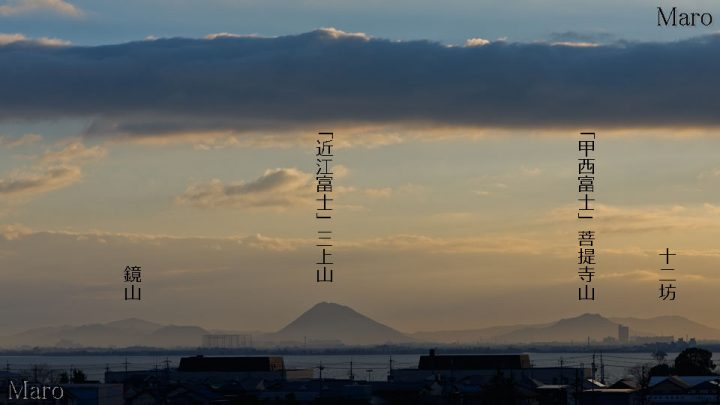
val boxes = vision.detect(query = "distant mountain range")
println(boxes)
[2,303,719,348]
[0,318,209,348]
[0,302,413,348]
[608,316,720,341]
[412,313,720,344]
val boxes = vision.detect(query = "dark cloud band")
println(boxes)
[1,29,718,135]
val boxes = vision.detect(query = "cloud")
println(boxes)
[177,168,314,209]
[0,133,42,148]
[464,38,490,47]
[0,0,82,16]
[1,223,32,240]
[472,170,529,196]
[337,234,547,255]
[0,33,69,46]
[238,233,303,251]
[0,140,105,200]
[430,211,475,220]
[1,30,720,139]
[0,33,24,44]
[549,31,615,44]
[0,166,81,196]
[363,187,392,198]
[703,202,720,214]
[177,166,368,209]
[520,166,542,176]
[698,168,720,180]
[551,41,599,48]
[332,164,349,178]
[314,27,369,41]
[543,203,720,235]
[204,32,260,40]
[40,140,107,163]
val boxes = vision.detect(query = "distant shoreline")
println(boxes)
[2,342,720,357]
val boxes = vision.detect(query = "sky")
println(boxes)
[1,0,720,336]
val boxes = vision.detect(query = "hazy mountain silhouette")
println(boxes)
[494,313,626,343]
[0,319,207,348]
[609,316,720,340]
[265,302,414,345]
[144,325,209,347]
[417,314,720,344]
[411,323,554,344]
[3,305,719,348]
[490,314,720,343]
[5,323,141,348]
[411,314,720,344]
[105,318,164,334]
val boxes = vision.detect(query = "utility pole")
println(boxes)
[591,354,597,405]
[641,365,647,405]
[600,353,605,385]
[349,360,354,381]
[574,367,581,405]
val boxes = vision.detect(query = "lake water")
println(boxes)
[0,352,708,384]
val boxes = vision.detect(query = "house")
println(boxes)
[105,356,313,386]
[394,350,590,386]
[647,375,720,404]
[59,384,124,405]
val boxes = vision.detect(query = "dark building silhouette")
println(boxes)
[618,324,630,343]
[418,349,532,370]
[178,355,285,372]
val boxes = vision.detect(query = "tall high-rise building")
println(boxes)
[618,325,629,343]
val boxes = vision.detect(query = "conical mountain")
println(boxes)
[270,302,413,345]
